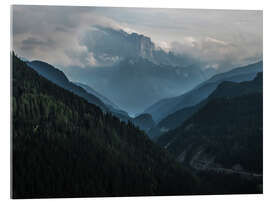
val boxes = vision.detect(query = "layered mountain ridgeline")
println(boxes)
[74,82,130,122]
[66,27,214,114]
[149,70,263,140]
[75,82,120,111]
[84,25,197,67]
[71,57,209,115]
[144,61,262,123]
[149,106,199,140]
[27,60,130,122]
[132,114,156,132]
[26,60,156,131]
[203,61,263,84]
[12,54,201,198]
[27,61,108,111]
[157,73,263,176]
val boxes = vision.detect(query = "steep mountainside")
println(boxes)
[65,26,214,114]
[144,61,262,122]
[149,72,263,139]
[27,60,108,111]
[75,82,129,118]
[132,114,156,132]
[12,54,199,198]
[148,105,199,140]
[156,73,263,175]
[84,25,197,67]
[75,82,120,110]
[27,60,130,120]
[73,57,208,114]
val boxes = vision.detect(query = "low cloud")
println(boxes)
[21,37,55,51]
[170,35,262,72]
[12,5,262,73]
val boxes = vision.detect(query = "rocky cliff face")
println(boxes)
[83,26,195,67]
[139,35,155,61]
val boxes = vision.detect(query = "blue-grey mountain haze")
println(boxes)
[12,5,262,115]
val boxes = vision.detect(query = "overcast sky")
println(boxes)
[12,5,262,71]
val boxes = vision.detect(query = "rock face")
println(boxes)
[67,26,214,114]
[83,26,155,65]
[83,25,196,67]
[132,113,156,132]
[139,35,154,60]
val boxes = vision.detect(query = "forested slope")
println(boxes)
[157,74,263,174]
[12,54,198,198]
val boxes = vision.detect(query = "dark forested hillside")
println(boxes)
[157,76,263,174]
[12,53,200,198]
[27,60,131,123]
[144,61,262,123]
[149,72,263,140]
[27,60,108,112]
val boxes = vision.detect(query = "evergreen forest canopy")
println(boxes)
[12,52,263,198]
[12,53,199,198]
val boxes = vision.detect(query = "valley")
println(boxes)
[11,6,263,198]
[13,52,263,197]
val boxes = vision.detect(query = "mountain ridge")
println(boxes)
[27,60,131,120]
[149,71,262,139]
[13,53,199,198]
[144,61,263,123]
[156,72,263,175]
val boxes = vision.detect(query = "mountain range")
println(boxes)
[64,27,217,114]
[27,61,108,111]
[145,61,262,124]
[75,82,120,111]
[13,53,201,198]
[156,73,263,175]
[27,60,131,120]
[27,60,156,131]
[66,57,212,114]
[83,25,197,67]
[13,52,263,196]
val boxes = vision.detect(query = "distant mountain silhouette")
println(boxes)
[71,57,210,114]
[13,53,199,198]
[27,60,130,120]
[149,69,263,139]
[144,61,262,123]
[27,61,107,110]
[156,73,263,175]
[74,82,130,119]
[84,25,197,67]
[75,82,120,110]
[66,26,216,114]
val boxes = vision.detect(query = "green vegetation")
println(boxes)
[156,76,263,194]
[157,88,263,174]
[11,53,263,198]
[12,53,198,198]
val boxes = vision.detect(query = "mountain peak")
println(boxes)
[28,60,69,83]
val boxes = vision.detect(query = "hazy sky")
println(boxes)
[12,5,262,71]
